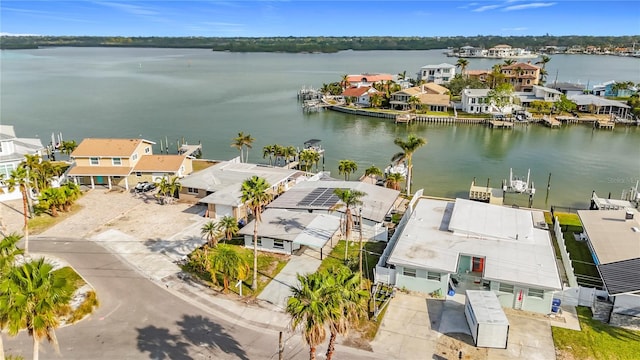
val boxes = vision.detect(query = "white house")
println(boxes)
[239,208,341,255]
[0,125,45,201]
[267,180,400,242]
[418,63,456,84]
[513,85,563,108]
[375,196,562,314]
[577,208,640,329]
[342,86,380,107]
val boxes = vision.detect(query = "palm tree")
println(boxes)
[1,258,75,360]
[262,144,275,166]
[369,92,383,108]
[59,140,77,156]
[337,159,357,181]
[330,188,366,242]
[397,70,407,81]
[385,172,405,191]
[231,132,246,162]
[363,165,383,181]
[200,221,221,247]
[6,167,31,254]
[340,74,350,90]
[155,176,182,205]
[283,146,298,168]
[38,188,65,217]
[0,234,23,276]
[215,216,239,243]
[456,58,469,78]
[393,134,427,196]
[240,176,273,291]
[324,267,369,360]
[535,54,551,70]
[242,133,255,163]
[206,244,249,293]
[299,149,320,172]
[286,271,331,360]
[407,95,421,113]
[60,182,81,212]
[503,59,516,66]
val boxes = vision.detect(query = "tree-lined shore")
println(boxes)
[1,35,639,52]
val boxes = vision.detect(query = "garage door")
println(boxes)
[216,205,233,218]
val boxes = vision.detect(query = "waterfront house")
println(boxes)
[418,63,456,84]
[238,208,340,255]
[461,89,491,114]
[341,86,380,107]
[458,46,487,58]
[68,138,192,191]
[346,73,394,88]
[375,196,562,314]
[567,94,630,117]
[592,80,637,97]
[513,85,563,108]
[464,69,490,83]
[553,82,587,97]
[178,160,305,219]
[0,125,45,201]
[266,179,400,242]
[390,84,451,112]
[577,208,640,328]
[500,62,540,91]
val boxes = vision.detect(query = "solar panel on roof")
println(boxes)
[297,187,340,208]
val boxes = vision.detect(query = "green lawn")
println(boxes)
[553,307,640,360]
[554,212,583,228]
[318,240,387,284]
[192,160,218,172]
[53,266,86,292]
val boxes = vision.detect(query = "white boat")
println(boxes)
[384,162,408,177]
[503,168,535,195]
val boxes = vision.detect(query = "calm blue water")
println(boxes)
[1,48,639,208]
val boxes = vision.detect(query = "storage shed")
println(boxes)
[464,290,510,348]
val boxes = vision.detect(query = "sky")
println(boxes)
[1,1,639,37]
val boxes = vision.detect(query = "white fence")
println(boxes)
[556,286,609,307]
[554,216,579,288]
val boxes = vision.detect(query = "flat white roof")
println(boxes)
[578,209,640,264]
[387,198,561,290]
[466,290,509,325]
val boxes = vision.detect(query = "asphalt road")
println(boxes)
[4,237,377,360]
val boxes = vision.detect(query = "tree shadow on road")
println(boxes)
[136,325,190,360]
[177,314,249,360]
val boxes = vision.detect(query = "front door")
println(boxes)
[514,288,524,310]
[472,257,485,273]
[96,176,104,184]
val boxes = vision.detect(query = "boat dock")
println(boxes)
[488,120,513,129]
[595,120,615,130]
[178,143,203,158]
[542,116,561,128]
[469,180,504,205]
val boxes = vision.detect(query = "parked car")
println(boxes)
[134,181,156,193]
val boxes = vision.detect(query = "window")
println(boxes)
[273,239,284,250]
[528,288,544,299]
[403,268,416,278]
[256,238,262,247]
[499,283,514,293]
[427,272,440,281]
[90,157,99,166]
[187,187,198,194]
[136,172,142,177]
[145,147,151,154]
[112,158,122,166]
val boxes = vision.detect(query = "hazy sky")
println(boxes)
[1,1,639,37]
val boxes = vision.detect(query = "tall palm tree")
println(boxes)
[283,146,298,168]
[200,221,221,247]
[397,70,407,81]
[407,95,421,112]
[1,258,75,360]
[330,188,366,241]
[155,176,182,205]
[286,271,331,360]
[242,133,255,163]
[38,188,65,217]
[6,167,31,254]
[385,172,405,191]
[231,132,246,162]
[393,134,427,196]
[503,59,516,66]
[340,74,350,90]
[262,144,275,166]
[206,244,249,293]
[61,182,81,212]
[299,149,320,172]
[240,176,272,291]
[59,140,77,156]
[324,267,369,360]
[369,92,383,108]
[215,216,239,243]
[456,58,469,78]
[535,54,551,70]
[337,160,357,181]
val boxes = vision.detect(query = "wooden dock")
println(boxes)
[542,117,561,128]
[469,183,504,205]
[488,120,513,129]
[178,143,202,158]
[395,113,416,124]
[595,120,615,130]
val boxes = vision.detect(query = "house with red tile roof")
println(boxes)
[346,73,394,87]
[501,62,541,91]
[341,86,381,106]
[390,85,451,112]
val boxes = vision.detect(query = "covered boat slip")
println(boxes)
[465,290,510,349]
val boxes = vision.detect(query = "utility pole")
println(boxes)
[278,331,284,360]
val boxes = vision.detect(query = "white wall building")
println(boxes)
[0,125,45,201]
[418,63,456,84]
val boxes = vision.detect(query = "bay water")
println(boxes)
[1,47,639,208]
